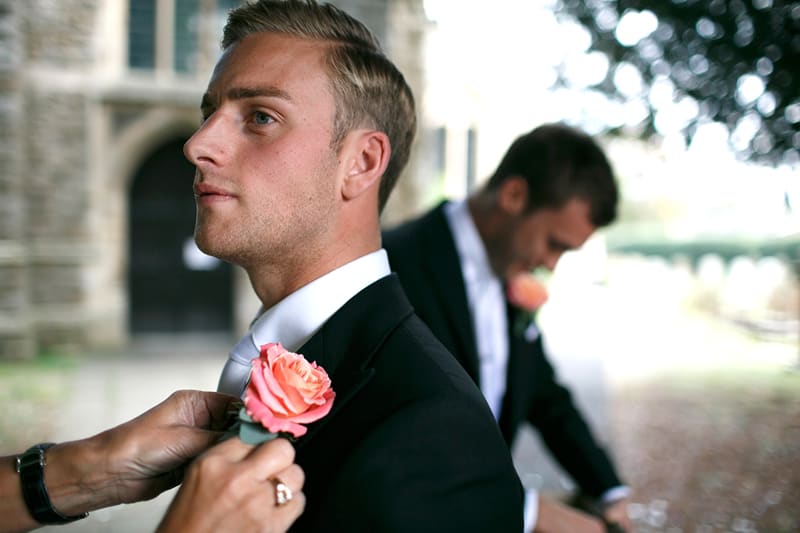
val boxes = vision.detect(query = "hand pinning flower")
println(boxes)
[237,342,335,444]
[506,272,548,338]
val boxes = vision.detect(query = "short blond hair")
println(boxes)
[222,0,416,212]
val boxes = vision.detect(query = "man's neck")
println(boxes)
[246,244,382,310]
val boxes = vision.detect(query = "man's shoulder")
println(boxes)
[382,201,448,247]
[375,311,472,388]
[383,202,456,282]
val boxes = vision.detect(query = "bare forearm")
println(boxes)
[0,391,237,532]
[0,438,116,533]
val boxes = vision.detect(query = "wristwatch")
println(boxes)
[15,443,89,524]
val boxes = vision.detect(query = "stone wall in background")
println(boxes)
[0,0,101,358]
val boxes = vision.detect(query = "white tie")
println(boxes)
[217,333,260,397]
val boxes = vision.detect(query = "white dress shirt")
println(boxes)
[217,249,391,397]
[444,200,509,419]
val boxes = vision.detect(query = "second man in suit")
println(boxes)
[384,123,633,532]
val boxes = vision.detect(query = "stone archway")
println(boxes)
[128,137,233,333]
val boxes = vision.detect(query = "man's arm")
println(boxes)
[523,336,624,496]
[534,496,605,533]
[523,338,633,530]
[0,390,238,532]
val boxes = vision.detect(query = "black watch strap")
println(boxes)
[15,443,89,525]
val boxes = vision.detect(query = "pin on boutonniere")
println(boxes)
[232,342,336,444]
[506,272,548,339]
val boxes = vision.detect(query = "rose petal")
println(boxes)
[288,389,336,423]
[260,345,300,409]
[264,342,287,366]
[248,359,290,415]
[271,356,308,412]
[265,354,310,413]
[245,397,308,437]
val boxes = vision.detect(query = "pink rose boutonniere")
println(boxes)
[237,342,336,444]
[506,272,549,338]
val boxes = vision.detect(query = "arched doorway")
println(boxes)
[128,137,233,333]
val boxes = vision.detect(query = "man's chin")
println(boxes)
[194,235,222,260]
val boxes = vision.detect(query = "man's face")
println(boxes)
[184,32,341,269]
[492,197,597,280]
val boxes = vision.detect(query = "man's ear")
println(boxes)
[497,175,528,215]
[341,130,391,201]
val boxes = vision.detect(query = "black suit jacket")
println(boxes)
[383,202,623,499]
[288,274,523,532]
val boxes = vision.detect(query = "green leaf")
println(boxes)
[239,407,253,423]
[239,420,280,445]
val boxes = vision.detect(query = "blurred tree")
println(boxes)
[556,0,800,167]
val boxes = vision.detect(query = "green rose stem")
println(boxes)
[237,408,296,445]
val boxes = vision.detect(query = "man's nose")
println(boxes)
[184,113,229,168]
[542,252,562,272]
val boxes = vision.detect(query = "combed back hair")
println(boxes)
[222,0,417,212]
[486,123,618,227]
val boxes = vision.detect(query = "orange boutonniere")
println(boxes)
[506,272,548,338]
[236,342,335,444]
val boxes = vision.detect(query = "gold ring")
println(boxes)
[270,477,293,506]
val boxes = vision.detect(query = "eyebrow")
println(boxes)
[200,86,293,110]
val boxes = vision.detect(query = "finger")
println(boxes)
[270,463,304,496]
[175,390,241,430]
[203,434,257,463]
[247,438,296,477]
[275,488,306,519]
[164,425,227,463]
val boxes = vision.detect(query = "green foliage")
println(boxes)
[557,0,800,166]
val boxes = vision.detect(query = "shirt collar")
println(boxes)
[444,199,496,285]
[248,249,391,352]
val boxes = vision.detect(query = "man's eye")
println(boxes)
[254,111,274,125]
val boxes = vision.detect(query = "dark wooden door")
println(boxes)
[128,138,233,333]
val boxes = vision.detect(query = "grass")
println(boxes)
[0,352,79,453]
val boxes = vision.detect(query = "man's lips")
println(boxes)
[194,183,236,203]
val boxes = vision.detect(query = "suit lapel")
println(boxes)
[418,204,482,382]
[292,275,413,449]
[499,302,542,442]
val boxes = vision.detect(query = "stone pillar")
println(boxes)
[15,0,101,355]
[0,0,35,359]
[381,0,434,226]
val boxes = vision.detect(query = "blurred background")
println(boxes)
[0,0,797,531]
